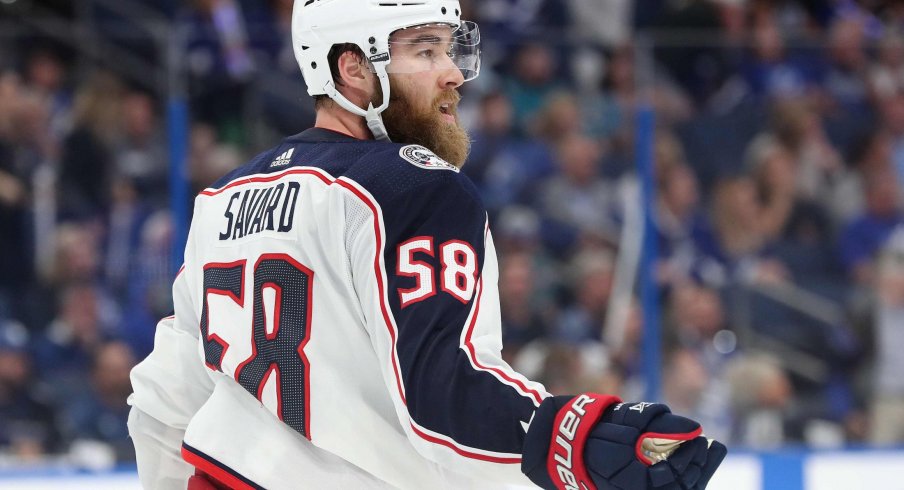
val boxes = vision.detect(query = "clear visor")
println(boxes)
[384,21,481,81]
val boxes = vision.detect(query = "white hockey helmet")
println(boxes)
[292,0,481,140]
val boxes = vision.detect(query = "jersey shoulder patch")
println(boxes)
[398,145,460,173]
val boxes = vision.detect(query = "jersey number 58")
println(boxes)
[397,236,477,308]
[200,255,313,439]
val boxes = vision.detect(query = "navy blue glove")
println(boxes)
[521,394,727,490]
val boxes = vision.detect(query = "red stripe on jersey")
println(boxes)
[409,422,521,464]
[461,224,544,405]
[462,278,543,405]
[200,168,332,196]
[182,445,261,490]
[335,178,408,406]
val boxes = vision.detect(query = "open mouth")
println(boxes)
[439,103,455,121]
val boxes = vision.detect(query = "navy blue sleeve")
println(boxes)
[373,166,543,458]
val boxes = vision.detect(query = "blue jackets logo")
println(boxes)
[399,145,459,173]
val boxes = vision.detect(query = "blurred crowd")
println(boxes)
[2,0,904,468]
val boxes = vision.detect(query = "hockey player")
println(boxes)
[128,1,727,488]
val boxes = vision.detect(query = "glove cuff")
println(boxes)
[547,394,621,490]
[521,393,621,490]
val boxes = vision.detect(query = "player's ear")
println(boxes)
[336,51,375,106]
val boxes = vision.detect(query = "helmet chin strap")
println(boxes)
[323,61,393,142]
[366,103,390,142]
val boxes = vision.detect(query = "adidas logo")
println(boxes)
[270,148,295,168]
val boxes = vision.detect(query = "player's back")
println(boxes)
[170,128,493,489]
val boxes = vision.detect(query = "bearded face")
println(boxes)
[378,76,471,168]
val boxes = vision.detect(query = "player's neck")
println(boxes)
[314,109,374,140]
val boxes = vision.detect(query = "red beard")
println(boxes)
[378,79,471,168]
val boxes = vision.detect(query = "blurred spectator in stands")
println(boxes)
[880,88,904,188]
[823,16,872,114]
[554,248,615,343]
[104,176,152,307]
[869,29,904,101]
[0,72,32,313]
[568,0,630,46]
[725,353,793,447]
[499,251,554,361]
[15,85,57,166]
[50,223,103,286]
[32,283,118,405]
[468,0,571,48]
[666,282,738,372]
[501,42,566,134]
[744,133,809,235]
[530,92,584,147]
[833,128,894,225]
[512,340,623,399]
[185,0,256,144]
[693,176,789,287]
[465,93,557,216]
[868,228,904,444]
[265,0,296,70]
[493,205,562,297]
[256,0,316,135]
[188,122,245,194]
[838,165,904,286]
[746,128,847,288]
[119,211,175,358]
[583,44,633,142]
[59,72,125,219]
[60,340,136,464]
[664,283,740,442]
[648,0,730,107]
[710,0,747,40]
[581,44,690,167]
[883,2,904,30]
[23,222,106,331]
[663,347,732,444]
[740,10,815,101]
[769,100,845,209]
[112,89,166,205]
[464,91,517,186]
[537,133,619,253]
[23,47,72,140]
[654,134,706,288]
[0,320,59,459]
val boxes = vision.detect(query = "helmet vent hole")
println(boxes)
[441,7,447,14]
[455,8,459,15]
[311,62,317,69]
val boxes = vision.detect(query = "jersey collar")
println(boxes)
[289,127,362,143]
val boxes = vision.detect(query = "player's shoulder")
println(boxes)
[347,142,479,206]
[202,143,288,195]
[201,129,481,212]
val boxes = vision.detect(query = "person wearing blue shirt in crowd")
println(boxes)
[839,166,904,286]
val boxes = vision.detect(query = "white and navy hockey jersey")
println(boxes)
[128,128,550,489]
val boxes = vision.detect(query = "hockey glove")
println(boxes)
[521,394,727,490]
